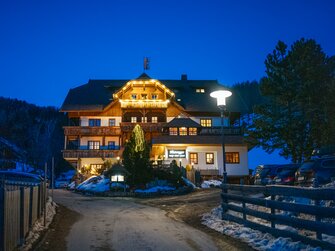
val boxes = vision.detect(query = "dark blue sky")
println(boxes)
[1,0,334,107]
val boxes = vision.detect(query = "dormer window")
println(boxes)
[196,88,205,93]
[131,94,137,100]
[152,94,158,100]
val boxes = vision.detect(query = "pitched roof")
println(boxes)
[166,118,201,128]
[152,135,244,145]
[60,76,248,113]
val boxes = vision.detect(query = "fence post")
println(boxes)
[221,183,228,219]
[0,184,5,251]
[29,186,33,228]
[270,194,275,228]
[19,187,25,245]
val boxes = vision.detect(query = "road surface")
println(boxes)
[52,190,220,251]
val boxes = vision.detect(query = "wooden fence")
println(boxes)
[0,180,46,251]
[221,184,335,250]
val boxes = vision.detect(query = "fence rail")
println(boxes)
[0,180,46,251]
[221,184,335,250]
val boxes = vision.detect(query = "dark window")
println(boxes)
[141,94,147,99]
[108,141,116,150]
[67,140,78,150]
[88,141,100,150]
[189,153,198,164]
[206,153,214,164]
[131,94,137,100]
[109,119,116,126]
[89,119,101,127]
[200,119,212,127]
[152,94,158,100]
[225,152,240,164]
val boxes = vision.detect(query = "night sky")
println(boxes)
[1,0,334,107]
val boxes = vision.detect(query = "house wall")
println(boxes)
[80,116,122,126]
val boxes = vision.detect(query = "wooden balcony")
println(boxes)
[120,122,167,132]
[200,127,242,136]
[63,126,121,136]
[63,149,121,159]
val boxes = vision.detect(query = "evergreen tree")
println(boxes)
[122,124,152,186]
[250,39,335,163]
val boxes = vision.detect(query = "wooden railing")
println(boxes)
[0,180,46,251]
[221,184,335,250]
[200,127,242,135]
[63,149,121,158]
[120,122,167,132]
[63,126,121,136]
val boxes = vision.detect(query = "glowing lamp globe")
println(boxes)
[210,90,232,107]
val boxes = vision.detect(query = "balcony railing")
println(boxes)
[200,127,242,135]
[63,126,121,136]
[120,122,167,132]
[63,149,121,159]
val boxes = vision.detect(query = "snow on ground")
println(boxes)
[202,207,322,251]
[134,186,176,193]
[76,175,110,192]
[201,179,222,188]
[21,197,57,251]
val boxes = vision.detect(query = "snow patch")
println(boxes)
[201,179,222,188]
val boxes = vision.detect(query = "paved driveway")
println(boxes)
[53,190,219,251]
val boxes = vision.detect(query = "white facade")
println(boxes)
[80,116,122,127]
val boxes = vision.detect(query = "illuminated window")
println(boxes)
[89,119,101,127]
[206,153,214,164]
[131,94,137,100]
[169,127,178,135]
[90,164,103,173]
[200,119,212,127]
[88,141,100,150]
[189,153,198,164]
[188,128,197,135]
[179,127,187,136]
[152,94,158,100]
[225,152,240,164]
[111,175,124,182]
[141,117,147,123]
[196,88,205,93]
[109,119,116,126]
[131,117,137,123]
[152,116,158,123]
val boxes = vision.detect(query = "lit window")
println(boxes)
[109,119,116,126]
[188,128,197,135]
[179,127,187,136]
[189,153,198,164]
[196,88,205,93]
[131,117,137,123]
[226,152,240,164]
[169,127,178,135]
[141,117,147,123]
[90,164,103,174]
[88,141,100,150]
[108,141,115,150]
[111,175,124,182]
[89,119,101,127]
[206,153,214,164]
[131,94,137,100]
[200,119,212,127]
[152,116,158,123]
[152,94,158,100]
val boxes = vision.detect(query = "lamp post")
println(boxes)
[210,90,232,185]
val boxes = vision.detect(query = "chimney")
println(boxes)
[181,74,187,80]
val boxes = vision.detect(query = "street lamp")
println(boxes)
[210,90,232,185]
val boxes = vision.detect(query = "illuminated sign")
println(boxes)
[168,150,186,158]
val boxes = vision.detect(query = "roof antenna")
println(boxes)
[143,57,150,72]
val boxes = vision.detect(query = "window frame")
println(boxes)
[141,117,147,123]
[179,127,187,136]
[131,94,137,100]
[206,153,214,164]
[108,141,116,150]
[188,127,197,135]
[189,152,198,164]
[225,152,240,164]
[200,118,212,127]
[169,127,178,136]
[88,141,100,150]
[152,116,158,123]
[88,119,101,127]
[109,118,116,126]
[131,117,137,123]
[151,94,158,100]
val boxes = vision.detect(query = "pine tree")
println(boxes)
[122,124,152,187]
[250,39,335,163]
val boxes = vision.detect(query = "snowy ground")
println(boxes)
[21,197,57,251]
[202,207,322,251]
[201,179,222,188]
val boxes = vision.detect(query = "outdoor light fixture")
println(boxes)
[210,89,232,185]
